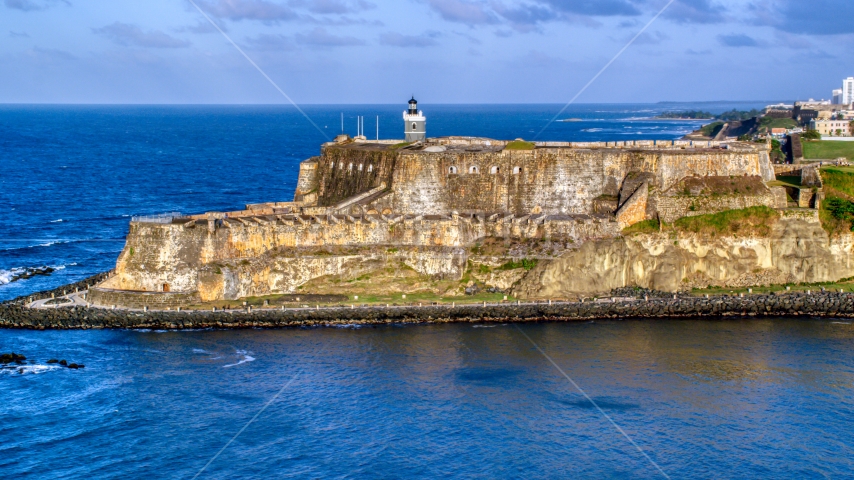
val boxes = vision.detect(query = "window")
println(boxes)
[469,166,479,174]
[449,166,457,174]
[412,123,417,130]
[162,283,170,292]
[490,166,499,174]
[513,166,522,174]
[367,165,373,172]
[358,164,363,171]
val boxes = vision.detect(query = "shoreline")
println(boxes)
[2,290,852,330]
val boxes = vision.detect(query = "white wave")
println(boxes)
[50,219,63,223]
[0,364,62,375]
[0,268,25,285]
[582,128,604,132]
[223,350,255,368]
[192,348,208,354]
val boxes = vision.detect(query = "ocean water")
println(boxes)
[3,103,854,479]
[2,319,854,478]
[0,102,764,301]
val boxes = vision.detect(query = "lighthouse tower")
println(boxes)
[403,97,426,142]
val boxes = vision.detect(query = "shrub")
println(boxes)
[504,140,535,150]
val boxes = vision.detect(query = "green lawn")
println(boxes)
[803,140,854,160]
[759,117,798,130]
[692,277,854,296]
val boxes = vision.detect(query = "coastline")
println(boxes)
[2,284,852,330]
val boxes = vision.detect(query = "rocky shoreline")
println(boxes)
[1,289,853,330]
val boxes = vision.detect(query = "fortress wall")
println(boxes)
[294,159,319,200]
[388,147,769,216]
[312,146,397,206]
[653,190,783,223]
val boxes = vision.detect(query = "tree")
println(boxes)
[802,129,821,140]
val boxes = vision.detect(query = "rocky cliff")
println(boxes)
[514,210,854,298]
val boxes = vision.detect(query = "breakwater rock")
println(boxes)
[1,292,852,330]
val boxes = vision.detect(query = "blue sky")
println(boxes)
[1,0,852,104]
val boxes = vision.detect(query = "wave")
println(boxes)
[1,240,72,252]
[0,364,62,375]
[0,265,66,286]
[582,128,604,133]
[50,219,63,223]
[223,350,255,368]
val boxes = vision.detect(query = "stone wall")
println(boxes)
[6,292,854,330]
[312,145,398,207]
[386,145,773,216]
[88,287,200,309]
[654,189,785,223]
[297,141,774,217]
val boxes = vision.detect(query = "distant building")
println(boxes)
[844,77,854,105]
[833,89,843,105]
[403,97,426,142]
[810,118,852,137]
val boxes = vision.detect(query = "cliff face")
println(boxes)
[514,211,854,298]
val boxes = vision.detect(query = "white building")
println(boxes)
[833,89,843,105]
[844,77,854,105]
[403,97,426,142]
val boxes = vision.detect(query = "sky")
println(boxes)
[0,0,852,104]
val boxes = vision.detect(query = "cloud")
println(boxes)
[93,22,191,48]
[751,0,854,35]
[195,0,300,22]
[717,33,760,47]
[685,48,711,55]
[10,31,30,37]
[539,0,641,16]
[422,0,645,32]
[425,0,499,25]
[176,21,228,34]
[244,33,294,50]
[629,30,668,45]
[288,0,375,14]
[379,32,440,47]
[4,0,67,11]
[663,0,726,24]
[294,27,365,46]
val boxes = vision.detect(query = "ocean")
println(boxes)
[8,103,853,479]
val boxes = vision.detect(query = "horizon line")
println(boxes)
[0,100,791,107]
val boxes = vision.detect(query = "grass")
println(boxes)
[822,167,854,197]
[692,277,854,296]
[333,291,515,305]
[623,207,781,238]
[622,219,660,235]
[497,258,538,271]
[699,121,724,137]
[389,142,412,150]
[504,140,535,150]
[673,206,779,237]
[758,117,798,131]
[766,175,801,189]
[803,140,854,160]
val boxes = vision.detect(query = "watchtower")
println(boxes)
[403,97,426,142]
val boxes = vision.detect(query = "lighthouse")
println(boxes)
[403,97,426,142]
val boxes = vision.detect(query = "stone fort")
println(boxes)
[92,100,785,306]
